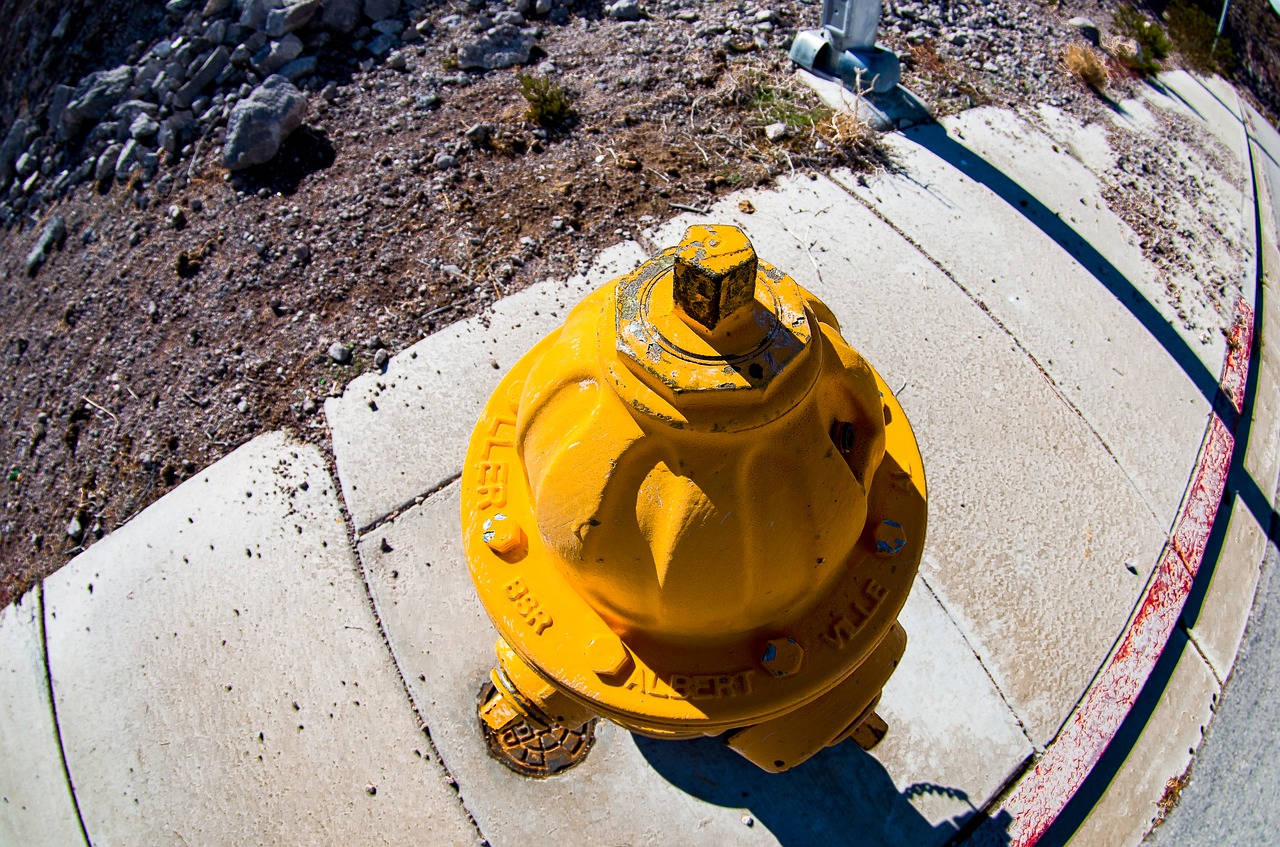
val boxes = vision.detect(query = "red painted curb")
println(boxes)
[976,298,1253,847]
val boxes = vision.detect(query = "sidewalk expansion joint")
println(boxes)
[828,170,1166,528]
[917,573,1037,752]
[356,472,463,539]
[333,472,486,844]
[1178,616,1225,687]
[37,582,93,847]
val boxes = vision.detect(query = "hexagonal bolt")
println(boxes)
[673,224,758,332]
[873,519,906,557]
[585,635,633,678]
[482,513,526,556]
[761,637,805,678]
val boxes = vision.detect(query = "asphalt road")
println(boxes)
[1145,538,1280,844]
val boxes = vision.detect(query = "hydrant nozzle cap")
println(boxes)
[673,224,758,332]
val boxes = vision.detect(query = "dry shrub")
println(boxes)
[1062,44,1110,89]
[817,109,875,157]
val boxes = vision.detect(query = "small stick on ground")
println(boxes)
[82,395,119,426]
[670,202,711,215]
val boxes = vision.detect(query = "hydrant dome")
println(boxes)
[515,270,886,641]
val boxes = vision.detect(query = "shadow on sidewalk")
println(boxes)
[976,86,1280,847]
[908,122,1280,544]
[906,122,1235,424]
[635,733,1013,847]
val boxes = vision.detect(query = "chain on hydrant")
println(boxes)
[461,224,927,775]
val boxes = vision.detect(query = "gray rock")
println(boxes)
[328,342,352,364]
[0,117,29,184]
[46,85,74,137]
[764,121,789,142]
[370,18,402,34]
[61,65,135,138]
[158,111,195,153]
[130,113,161,140]
[223,75,308,170]
[278,55,319,79]
[456,24,536,69]
[114,99,159,122]
[203,0,233,16]
[415,92,440,109]
[207,18,229,44]
[175,45,231,108]
[465,122,491,145]
[493,9,524,25]
[607,0,640,20]
[364,0,399,21]
[1068,16,1100,45]
[115,140,141,181]
[534,0,550,15]
[252,33,304,73]
[433,152,457,169]
[374,349,389,368]
[320,0,361,31]
[25,214,66,275]
[265,0,321,35]
[66,516,84,542]
[366,32,398,55]
[238,0,281,29]
[96,144,124,181]
[14,151,35,178]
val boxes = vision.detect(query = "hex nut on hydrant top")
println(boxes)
[460,224,927,775]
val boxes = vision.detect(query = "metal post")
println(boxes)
[790,0,900,95]
[823,0,883,52]
[1212,0,1230,57]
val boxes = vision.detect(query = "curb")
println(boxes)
[971,87,1271,845]
[970,299,1253,847]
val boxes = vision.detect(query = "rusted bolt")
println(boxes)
[874,519,906,557]
[831,421,856,454]
[482,513,526,556]
[761,637,805,677]
[673,224,758,332]
[585,635,632,678]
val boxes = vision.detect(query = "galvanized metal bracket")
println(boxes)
[790,0,901,95]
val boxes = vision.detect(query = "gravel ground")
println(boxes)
[0,0,1262,605]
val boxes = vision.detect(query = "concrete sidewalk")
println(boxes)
[2,71,1277,847]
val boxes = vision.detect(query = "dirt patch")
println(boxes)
[0,0,1260,606]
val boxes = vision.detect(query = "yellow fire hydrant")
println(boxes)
[461,224,926,774]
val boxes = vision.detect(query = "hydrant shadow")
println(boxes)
[633,732,1012,847]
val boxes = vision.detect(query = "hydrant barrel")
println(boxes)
[462,225,927,773]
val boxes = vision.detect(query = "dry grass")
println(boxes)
[1062,44,1110,90]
